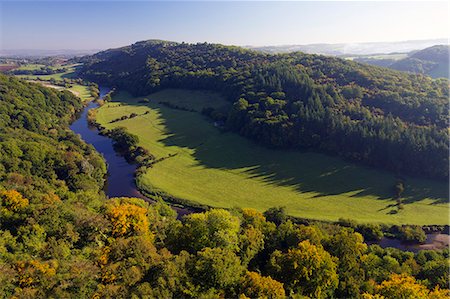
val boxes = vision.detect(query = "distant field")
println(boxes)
[0,64,18,72]
[14,63,47,71]
[95,89,449,225]
[346,53,408,61]
[13,63,93,102]
[15,63,82,81]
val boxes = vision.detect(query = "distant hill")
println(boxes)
[248,39,447,56]
[0,49,100,58]
[79,40,449,180]
[354,45,449,78]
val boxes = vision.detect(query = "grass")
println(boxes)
[95,89,449,225]
[67,84,94,102]
[14,64,47,71]
[15,63,82,81]
[13,63,93,102]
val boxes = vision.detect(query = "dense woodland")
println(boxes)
[0,74,449,298]
[79,40,449,180]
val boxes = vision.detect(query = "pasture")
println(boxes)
[95,89,449,225]
[15,63,82,81]
[13,63,93,102]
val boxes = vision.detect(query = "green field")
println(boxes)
[16,63,82,81]
[13,63,93,102]
[14,63,47,70]
[95,89,449,225]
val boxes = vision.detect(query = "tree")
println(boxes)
[366,274,448,299]
[269,240,338,298]
[109,127,139,150]
[263,207,287,225]
[180,209,240,252]
[241,271,285,299]
[239,226,264,266]
[325,229,368,298]
[106,199,151,237]
[0,189,29,212]
[190,247,244,292]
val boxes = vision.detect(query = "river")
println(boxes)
[69,87,191,216]
[69,87,448,251]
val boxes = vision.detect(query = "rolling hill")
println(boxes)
[248,39,447,56]
[354,45,449,78]
[79,40,449,181]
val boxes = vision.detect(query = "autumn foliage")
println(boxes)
[106,200,150,237]
[0,190,29,212]
[241,271,285,299]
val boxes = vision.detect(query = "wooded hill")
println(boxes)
[79,40,449,180]
[355,45,450,78]
[0,74,449,298]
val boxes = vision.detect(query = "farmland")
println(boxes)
[11,63,94,102]
[95,89,449,225]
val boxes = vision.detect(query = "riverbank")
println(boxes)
[69,88,193,217]
[70,86,449,252]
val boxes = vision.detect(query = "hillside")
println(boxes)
[94,89,449,225]
[248,39,447,56]
[355,45,449,78]
[2,75,449,298]
[391,45,449,78]
[79,40,449,180]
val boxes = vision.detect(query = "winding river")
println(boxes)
[69,87,448,252]
[69,87,190,216]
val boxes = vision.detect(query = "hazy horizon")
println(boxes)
[1,1,448,51]
[0,38,448,52]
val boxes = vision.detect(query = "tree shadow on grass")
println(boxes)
[120,95,449,208]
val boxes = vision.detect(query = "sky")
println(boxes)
[0,1,448,50]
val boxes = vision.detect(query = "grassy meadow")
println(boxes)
[15,63,82,81]
[13,63,93,102]
[95,89,449,225]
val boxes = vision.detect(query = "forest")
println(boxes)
[0,73,449,298]
[79,40,449,181]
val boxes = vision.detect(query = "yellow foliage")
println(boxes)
[362,294,385,299]
[242,271,286,299]
[429,286,450,299]
[371,274,445,299]
[101,269,117,284]
[241,208,270,232]
[15,260,57,288]
[0,189,29,212]
[107,203,150,237]
[98,247,110,267]
[242,208,266,223]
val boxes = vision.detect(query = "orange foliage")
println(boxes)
[42,192,61,205]
[107,203,149,237]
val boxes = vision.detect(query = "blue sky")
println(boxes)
[1,1,448,50]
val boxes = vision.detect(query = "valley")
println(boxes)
[94,89,449,225]
[6,62,95,102]
[1,1,449,297]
